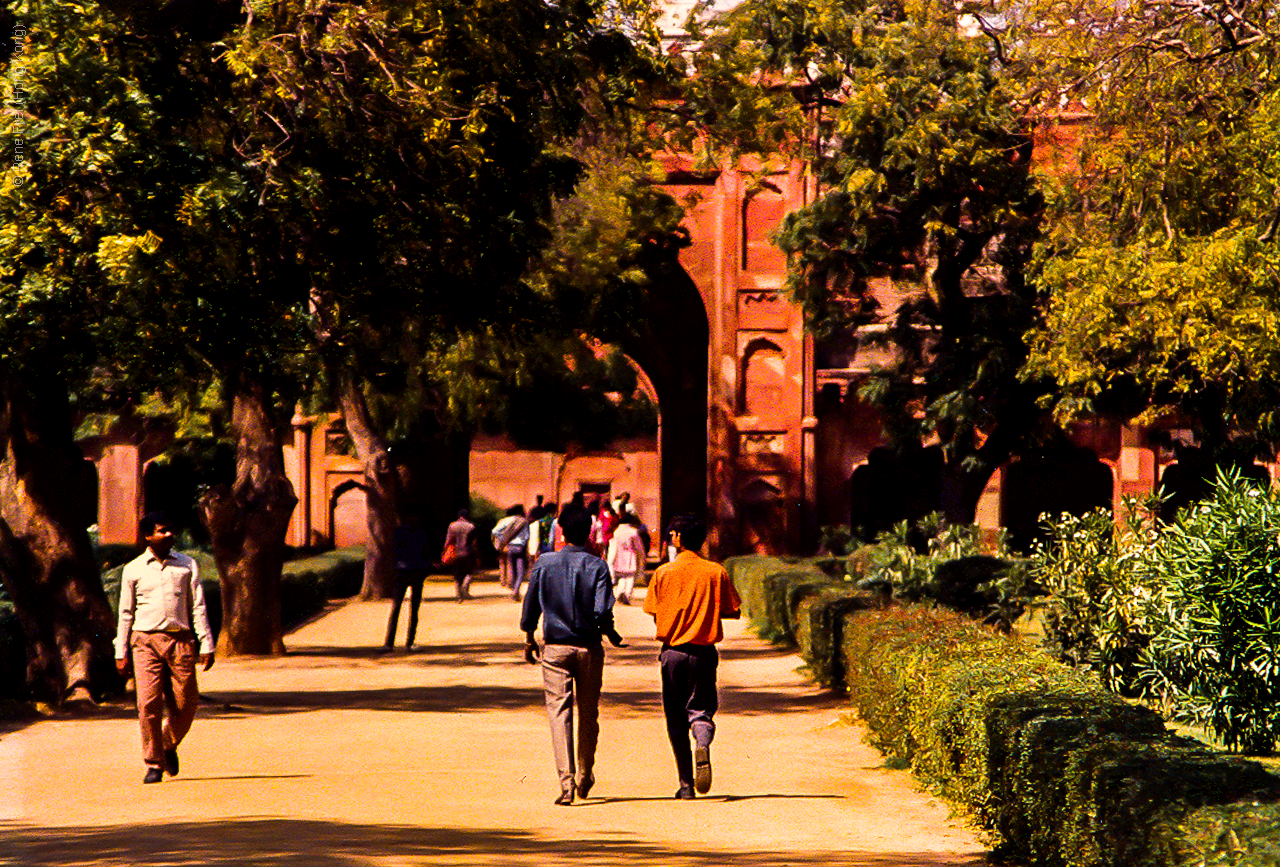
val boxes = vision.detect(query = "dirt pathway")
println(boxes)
[1,575,987,866]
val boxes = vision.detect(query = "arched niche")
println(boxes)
[1001,446,1114,552]
[330,478,369,548]
[739,338,787,422]
[738,476,786,554]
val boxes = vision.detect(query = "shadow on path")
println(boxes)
[0,818,991,867]
[585,793,843,805]
[196,682,843,718]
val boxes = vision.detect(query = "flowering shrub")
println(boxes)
[1143,469,1280,754]
[1030,501,1159,695]
[1034,470,1280,754]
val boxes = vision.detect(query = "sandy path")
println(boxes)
[0,575,987,866]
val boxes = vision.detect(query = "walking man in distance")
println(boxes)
[643,513,741,799]
[115,513,215,784]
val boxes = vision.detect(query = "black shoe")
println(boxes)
[577,773,594,799]
[143,767,164,784]
[554,786,575,806]
[675,783,696,800]
[163,749,179,777]
[694,746,711,793]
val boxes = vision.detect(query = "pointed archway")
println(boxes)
[618,253,710,540]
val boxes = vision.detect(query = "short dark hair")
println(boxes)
[558,505,592,545]
[457,508,469,519]
[139,511,171,538]
[666,513,706,551]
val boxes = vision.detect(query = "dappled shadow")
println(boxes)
[0,818,992,866]
[205,684,547,715]
[197,680,846,718]
[719,685,847,714]
[585,792,844,805]
[284,640,526,666]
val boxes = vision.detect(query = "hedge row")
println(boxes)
[725,556,882,690]
[727,557,1280,867]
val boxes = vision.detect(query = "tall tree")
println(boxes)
[2,0,305,662]
[681,0,1044,522]
[217,0,674,598]
[0,0,179,698]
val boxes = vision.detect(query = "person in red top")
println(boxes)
[642,513,741,799]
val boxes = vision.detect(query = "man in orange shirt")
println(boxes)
[642,513,741,799]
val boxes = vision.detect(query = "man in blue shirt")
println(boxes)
[521,504,625,805]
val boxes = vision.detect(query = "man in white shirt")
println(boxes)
[114,513,214,784]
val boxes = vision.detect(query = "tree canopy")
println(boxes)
[1017,0,1280,449]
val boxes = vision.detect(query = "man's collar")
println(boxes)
[145,549,174,566]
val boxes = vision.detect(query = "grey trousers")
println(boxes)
[541,643,604,793]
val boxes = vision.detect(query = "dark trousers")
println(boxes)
[659,643,719,785]
[385,569,426,647]
[507,546,528,597]
[452,556,474,599]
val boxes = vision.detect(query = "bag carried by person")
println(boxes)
[495,517,528,551]
[442,543,458,565]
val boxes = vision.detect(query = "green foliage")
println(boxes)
[1034,475,1280,754]
[1143,470,1280,755]
[281,548,366,602]
[817,525,859,556]
[1177,802,1280,867]
[725,555,809,626]
[1030,503,1159,695]
[841,604,1280,866]
[1017,0,1280,441]
[725,555,874,689]
[848,514,1032,630]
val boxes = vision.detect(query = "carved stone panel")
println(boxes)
[738,290,791,330]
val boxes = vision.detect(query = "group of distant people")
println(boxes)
[492,492,650,604]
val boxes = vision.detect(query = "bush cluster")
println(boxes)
[843,514,1034,631]
[842,606,1280,866]
[1030,504,1156,695]
[1033,470,1280,755]
[726,556,881,689]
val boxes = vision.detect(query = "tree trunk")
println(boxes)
[0,371,117,704]
[941,457,997,526]
[337,375,399,601]
[199,375,297,656]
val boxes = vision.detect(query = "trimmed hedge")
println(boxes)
[727,556,881,690]
[841,605,1280,867]
[730,555,1280,866]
